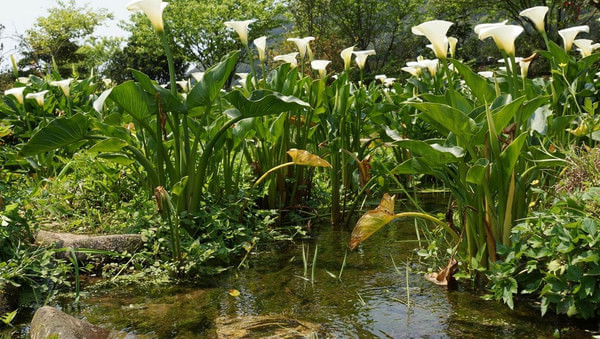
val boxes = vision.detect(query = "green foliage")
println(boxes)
[168,0,286,70]
[487,187,600,318]
[105,14,187,83]
[20,0,113,76]
[288,0,420,75]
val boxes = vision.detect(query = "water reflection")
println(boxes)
[59,193,588,337]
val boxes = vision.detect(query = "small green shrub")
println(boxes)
[488,187,600,318]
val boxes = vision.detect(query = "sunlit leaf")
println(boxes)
[20,114,91,156]
[228,289,241,297]
[187,51,240,108]
[348,194,396,250]
[287,149,331,167]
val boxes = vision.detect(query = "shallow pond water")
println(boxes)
[46,194,595,337]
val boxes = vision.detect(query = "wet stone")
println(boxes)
[30,306,112,339]
[34,230,143,261]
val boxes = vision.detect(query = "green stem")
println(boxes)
[253,162,294,187]
[159,31,177,97]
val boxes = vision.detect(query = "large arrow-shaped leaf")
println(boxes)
[408,102,478,139]
[395,139,463,165]
[449,58,495,104]
[187,51,240,108]
[225,90,310,118]
[109,81,152,121]
[20,114,91,156]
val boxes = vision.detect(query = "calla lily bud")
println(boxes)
[573,39,600,57]
[254,36,267,62]
[5,87,26,105]
[448,37,458,57]
[287,37,315,60]
[412,20,454,59]
[274,52,299,68]
[340,46,355,70]
[478,24,523,57]
[558,25,589,52]
[519,53,536,79]
[126,0,168,32]
[520,6,548,33]
[26,90,49,106]
[50,78,73,97]
[311,60,331,78]
[225,19,257,46]
[352,50,376,70]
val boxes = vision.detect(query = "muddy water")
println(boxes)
[59,194,591,338]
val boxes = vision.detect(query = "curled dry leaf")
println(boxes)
[348,194,395,250]
[228,289,241,297]
[287,149,331,167]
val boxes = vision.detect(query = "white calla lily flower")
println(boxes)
[126,0,168,32]
[340,46,355,70]
[50,78,73,97]
[478,24,523,57]
[375,74,387,83]
[311,60,331,78]
[401,66,421,77]
[17,77,30,84]
[352,50,376,70]
[5,87,26,105]
[254,36,267,62]
[287,37,315,60]
[412,20,454,59]
[94,89,113,113]
[558,25,589,52]
[520,6,548,33]
[224,19,257,46]
[191,72,205,82]
[26,90,49,106]
[274,52,299,68]
[474,21,508,35]
[176,80,189,92]
[478,71,494,78]
[573,39,600,57]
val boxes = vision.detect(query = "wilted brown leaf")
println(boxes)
[348,194,395,250]
[287,149,331,167]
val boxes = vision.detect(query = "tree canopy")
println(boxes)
[19,0,113,76]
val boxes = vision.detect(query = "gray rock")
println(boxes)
[30,306,111,339]
[35,231,143,261]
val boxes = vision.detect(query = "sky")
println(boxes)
[0,0,130,67]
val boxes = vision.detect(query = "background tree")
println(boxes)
[288,0,420,77]
[19,0,112,77]
[104,14,187,83]
[168,0,287,71]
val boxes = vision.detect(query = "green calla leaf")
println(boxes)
[88,137,128,153]
[20,114,91,156]
[395,139,462,164]
[408,102,477,139]
[109,81,152,121]
[449,58,495,104]
[187,51,239,108]
[225,90,310,118]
